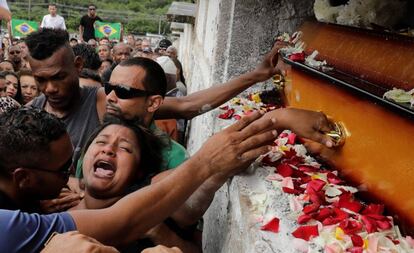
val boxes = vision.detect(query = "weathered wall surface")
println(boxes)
[176,1,314,252]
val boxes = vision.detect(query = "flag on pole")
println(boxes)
[11,19,39,37]
[94,21,121,40]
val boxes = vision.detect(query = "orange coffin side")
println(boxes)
[284,68,414,232]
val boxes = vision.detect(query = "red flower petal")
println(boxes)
[298,214,313,224]
[307,179,326,192]
[337,193,362,213]
[361,215,377,233]
[339,219,362,235]
[351,234,364,247]
[218,108,234,119]
[276,163,293,177]
[298,165,319,173]
[376,219,392,230]
[315,207,332,221]
[260,217,280,233]
[303,203,320,215]
[327,172,343,184]
[283,149,298,160]
[289,52,306,62]
[219,105,229,110]
[287,133,297,145]
[361,204,384,216]
[282,187,302,195]
[292,225,319,241]
[233,114,241,120]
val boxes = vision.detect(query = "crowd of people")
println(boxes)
[0,2,337,253]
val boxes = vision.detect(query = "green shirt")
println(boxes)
[75,122,188,178]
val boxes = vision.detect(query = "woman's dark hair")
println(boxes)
[81,115,164,181]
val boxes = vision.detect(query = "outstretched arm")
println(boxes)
[165,108,335,227]
[70,112,277,246]
[156,42,286,120]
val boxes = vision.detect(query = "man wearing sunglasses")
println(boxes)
[79,4,102,43]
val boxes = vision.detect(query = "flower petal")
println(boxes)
[292,225,319,241]
[260,217,280,233]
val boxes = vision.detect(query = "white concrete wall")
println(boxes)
[175,0,315,252]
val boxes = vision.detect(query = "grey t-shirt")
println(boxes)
[31,87,100,164]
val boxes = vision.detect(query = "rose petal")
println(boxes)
[289,52,306,62]
[351,234,364,247]
[303,203,320,214]
[298,214,313,224]
[276,163,293,177]
[327,172,343,184]
[362,204,384,216]
[339,219,362,235]
[298,165,319,173]
[260,217,280,233]
[307,179,326,192]
[287,132,297,145]
[361,215,377,233]
[292,225,319,241]
[337,192,362,213]
[218,108,234,119]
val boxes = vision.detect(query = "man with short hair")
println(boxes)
[40,4,66,30]
[112,42,131,64]
[0,108,72,211]
[98,44,111,61]
[79,4,102,43]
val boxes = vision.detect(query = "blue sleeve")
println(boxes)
[0,210,76,253]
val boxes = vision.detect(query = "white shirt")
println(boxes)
[41,14,66,30]
[0,0,9,11]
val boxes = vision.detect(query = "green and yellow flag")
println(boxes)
[94,21,121,40]
[11,19,39,37]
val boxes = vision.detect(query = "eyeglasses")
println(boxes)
[89,8,96,10]
[9,51,21,55]
[28,156,73,178]
[104,82,155,99]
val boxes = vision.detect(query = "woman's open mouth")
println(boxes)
[93,160,116,179]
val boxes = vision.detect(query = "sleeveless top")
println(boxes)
[31,87,101,164]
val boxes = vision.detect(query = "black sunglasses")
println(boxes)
[89,8,96,10]
[28,156,73,178]
[104,82,155,99]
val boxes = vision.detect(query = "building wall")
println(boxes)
[176,1,315,252]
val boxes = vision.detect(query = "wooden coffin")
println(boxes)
[280,21,414,234]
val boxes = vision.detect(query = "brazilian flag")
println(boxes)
[94,21,121,40]
[11,19,39,37]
